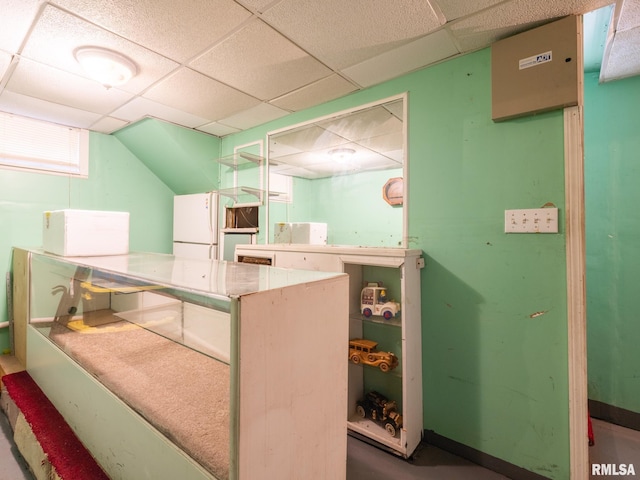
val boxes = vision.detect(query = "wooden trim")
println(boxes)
[564,104,588,479]
[424,430,550,480]
[589,400,640,432]
[11,248,29,367]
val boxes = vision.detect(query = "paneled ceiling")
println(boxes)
[0,0,636,137]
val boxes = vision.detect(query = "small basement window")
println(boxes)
[0,111,89,177]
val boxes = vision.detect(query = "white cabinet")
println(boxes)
[21,250,349,480]
[235,244,424,458]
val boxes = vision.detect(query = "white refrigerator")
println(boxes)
[173,192,219,260]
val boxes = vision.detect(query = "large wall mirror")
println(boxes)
[267,94,407,247]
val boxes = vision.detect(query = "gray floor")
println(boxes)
[1,411,638,479]
[0,411,32,480]
[589,418,640,479]
[346,436,509,479]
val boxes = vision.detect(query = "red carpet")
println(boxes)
[2,370,109,480]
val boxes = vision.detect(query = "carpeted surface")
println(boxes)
[46,315,231,480]
[2,370,109,480]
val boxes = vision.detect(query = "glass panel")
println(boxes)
[268,96,406,247]
[29,252,232,479]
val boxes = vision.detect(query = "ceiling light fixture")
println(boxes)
[328,147,356,163]
[74,47,137,88]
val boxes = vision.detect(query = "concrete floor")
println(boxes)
[1,411,638,479]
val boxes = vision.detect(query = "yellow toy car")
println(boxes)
[348,338,398,372]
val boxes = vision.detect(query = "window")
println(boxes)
[0,111,89,176]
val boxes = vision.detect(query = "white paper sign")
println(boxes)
[519,51,553,70]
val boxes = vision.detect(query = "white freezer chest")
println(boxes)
[43,209,129,257]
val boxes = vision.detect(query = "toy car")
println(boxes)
[348,338,398,372]
[356,391,403,437]
[360,282,400,320]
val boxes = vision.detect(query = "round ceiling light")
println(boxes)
[328,147,356,163]
[74,47,137,88]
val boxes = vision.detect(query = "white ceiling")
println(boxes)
[0,0,635,137]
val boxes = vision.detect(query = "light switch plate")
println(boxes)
[505,208,558,233]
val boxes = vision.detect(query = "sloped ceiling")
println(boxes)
[0,0,631,139]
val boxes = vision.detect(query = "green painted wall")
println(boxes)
[584,72,640,414]
[0,133,175,351]
[222,48,570,478]
[114,118,220,195]
[0,45,574,478]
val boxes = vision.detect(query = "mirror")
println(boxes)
[267,95,406,247]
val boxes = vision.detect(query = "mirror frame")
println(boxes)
[265,92,409,248]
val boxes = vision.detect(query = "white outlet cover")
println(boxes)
[505,208,558,233]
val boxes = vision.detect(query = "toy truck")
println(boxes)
[360,282,400,320]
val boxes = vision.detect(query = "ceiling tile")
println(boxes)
[0,0,40,52]
[191,19,332,100]
[7,58,134,114]
[21,5,179,94]
[601,27,640,81]
[261,0,443,69]
[52,0,253,62]
[90,116,130,134]
[143,68,261,120]
[342,28,459,87]
[197,122,242,137]
[433,0,505,22]
[618,0,640,32]
[111,96,212,128]
[236,0,283,14]
[0,50,12,80]
[449,0,616,51]
[0,90,102,128]
[270,74,359,111]
[217,102,289,130]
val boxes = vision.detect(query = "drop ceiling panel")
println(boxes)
[433,0,506,22]
[1,0,639,137]
[52,0,253,62]
[21,5,179,94]
[0,0,40,52]
[261,0,443,69]
[191,19,332,100]
[90,116,130,134]
[217,102,289,130]
[197,122,241,137]
[342,28,459,87]
[0,51,11,79]
[143,68,261,120]
[0,89,102,128]
[618,0,640,31]
[237,0,280,14]
[7,58,134,114]
[110,97,211,128]
[601,27,640,81]
[270,74,358,112]
[449,0,614,51]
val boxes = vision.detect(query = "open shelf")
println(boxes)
[215,152,263,168]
